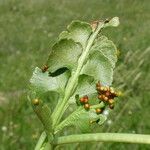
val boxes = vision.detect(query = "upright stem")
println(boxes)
[53,133,150,145]
[35,132,46,150]
[51,22,105,128]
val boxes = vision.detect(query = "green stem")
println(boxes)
[53,133,150,145]
[52,22,105,128]
[35,132,47,150]
[90,102,105,109]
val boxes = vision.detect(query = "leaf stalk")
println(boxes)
[53,133,150,145]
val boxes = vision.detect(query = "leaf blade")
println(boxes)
[59,21,92,49]
[30,67,69,94]
[81,51,113,86]
[47,39,82,73]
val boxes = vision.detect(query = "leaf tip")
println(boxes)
[108,17,120,27]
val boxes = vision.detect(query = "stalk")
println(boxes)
[35,132,46,150]
[53,133,150,145]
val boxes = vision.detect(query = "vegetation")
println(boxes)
[0,0,149,149]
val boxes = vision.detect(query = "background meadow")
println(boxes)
[0,0,149,149]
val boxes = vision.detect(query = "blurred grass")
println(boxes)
[0,0,149,149]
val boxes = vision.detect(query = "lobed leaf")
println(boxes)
[29,17,120,134]
[31,18,118,98]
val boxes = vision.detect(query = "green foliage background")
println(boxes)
[0,0,149,149]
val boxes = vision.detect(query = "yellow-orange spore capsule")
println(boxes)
[108,99,115,104]
[96,108,102,114]
[84,103,90,110]
[108,99,114,104]
[98,95,103,100]
[103,96,108,102]
[80,97,85,103]
[32,99,39,105]
[96,86,101,91]
[96,82,101,88]
[100,87,105,91]
[110,87,115,94]
[103,87,108,92]
[111,91,115,95]
[80,96,89,104]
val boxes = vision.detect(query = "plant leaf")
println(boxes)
[91,36,117,68]
[104,17,120,27]
[33,18,118,96]
[69,35,118,105]
[30,67,69,94]
[69,75,96,105]
[59,21,92,49]
[55,107,107,133]
[69,35,118,103]
[29,17,120,135]
[47,39,82,73]
[75,75,96,96]
[81,51,113,86]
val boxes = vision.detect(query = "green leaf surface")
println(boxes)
[69,36,117,105]
[55,107,106,133]
[30,67,69,94]
[81,51,113,86]
[69,75,96,105]
[69,35,118,104]
[91,36,117,68]
[47,39,82,73]
[32,18,118,98]
[104,17,120,28]
[59,21,92,48]
[75,75,96,96]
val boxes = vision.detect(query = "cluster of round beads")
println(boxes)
[79,82,121,115]
[79,95,90,110]
[96,81,120,109]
